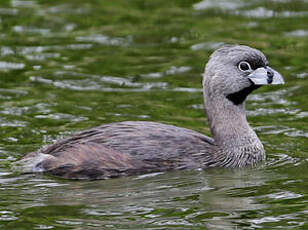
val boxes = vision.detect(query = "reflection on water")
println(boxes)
[3,166,306,229]
[0,0,307,229]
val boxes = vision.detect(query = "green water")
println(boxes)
[0,0,307,229]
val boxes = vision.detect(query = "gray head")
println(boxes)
[203,45,284,105]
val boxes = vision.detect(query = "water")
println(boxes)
[0,0,307,229]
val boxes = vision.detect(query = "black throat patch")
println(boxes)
[226,84,260,105]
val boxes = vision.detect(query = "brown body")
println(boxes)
[22,122,215,179]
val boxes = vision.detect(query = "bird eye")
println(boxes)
[238,61,252,72]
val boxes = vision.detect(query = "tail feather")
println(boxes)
[12,153,53,173]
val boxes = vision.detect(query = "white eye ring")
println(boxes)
[238,61,252,72]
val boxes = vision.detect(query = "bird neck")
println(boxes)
[206,95,250,144]
[203,92,265,167]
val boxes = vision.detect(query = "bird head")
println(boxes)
[203,45,284,105]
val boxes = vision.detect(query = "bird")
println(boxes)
[13,45,284,180]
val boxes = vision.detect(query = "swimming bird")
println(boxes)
[13,45,284,179]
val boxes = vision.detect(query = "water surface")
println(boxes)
[0,0,307,229]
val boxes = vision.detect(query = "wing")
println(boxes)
[41,121,215,161]
[18,121,216,178]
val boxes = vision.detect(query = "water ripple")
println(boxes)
[236,7,308,18]
[285,130,308,138]
[247,108,300,116]
[25,53,61,61]
[140,65,192,79]
[295,72,308,79]
[266,153,299,168]
[17,44,93,55]
[0,118,27,127]
[29,75,169,92]
[249,212,305,228]
[140,72,163,79]
[248,86,299,106]
[11,0,38,8]
[285,30,308,37]
[193,1,308,18]
[76,34,132,47]
[191,41,224,51]
[256,125,308,138]
[35,113,88,122]
[39,4,89,15]
[0,211,18,221]
[33,225,54,230]
[0,61,25,70]
[0,8,18,16]
[0,88,27,96]
[0,47,14,56]
[264,191,303,200]
[193,0,245,11]
[166,66,192,75]
[13,25,50,35]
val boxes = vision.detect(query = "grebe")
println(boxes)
[14,45,284,179]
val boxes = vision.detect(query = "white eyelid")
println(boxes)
[238,61,252,72]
